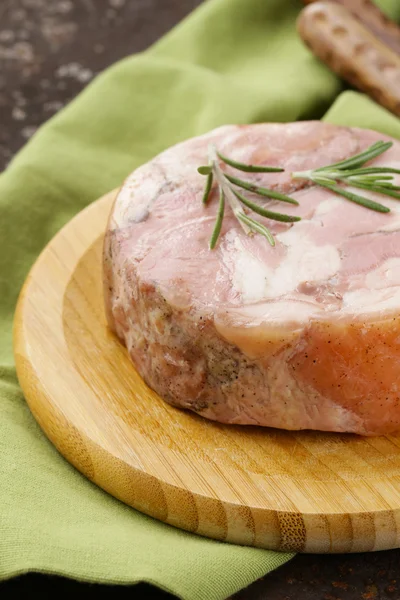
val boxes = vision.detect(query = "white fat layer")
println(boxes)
[220,301,318,326]
[228,229,341,303]
[343,287,400,314]
[342,257,400,314]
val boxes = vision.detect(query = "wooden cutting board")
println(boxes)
[13,190,400,553]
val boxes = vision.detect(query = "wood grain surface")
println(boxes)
[13,190,400,553]
[301,0,400,56]
[297,1,400,117]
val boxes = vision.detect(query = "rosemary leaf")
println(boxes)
[198,165,212,175]
[345,167,400,176]
[315,178,390,213]
[238,213,275,246]
[210,188,225,249]
[217,151,283,173]
[225,174,299,205]
[373,182,400,191]
[317,141,392,172]
[201,172,214,204]
[344,180,400,200]
[348,175,394,182]
[369,187,400,200]
[232,189,300,222]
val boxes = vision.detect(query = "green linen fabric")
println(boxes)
[1,1,400,599]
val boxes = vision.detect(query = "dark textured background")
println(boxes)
[1,1,400,599]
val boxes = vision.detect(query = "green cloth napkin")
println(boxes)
[2,0,400,598]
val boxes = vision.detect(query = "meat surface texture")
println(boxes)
[104,121,400,436]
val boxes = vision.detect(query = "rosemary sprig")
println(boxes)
[292,140,397,213]
[198,145,299,248]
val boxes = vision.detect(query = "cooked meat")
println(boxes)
[104,121,400,435]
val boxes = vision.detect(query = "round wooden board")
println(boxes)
[13,191,400,554]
